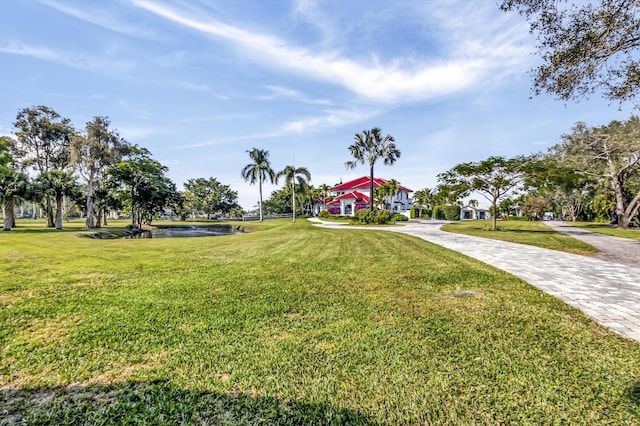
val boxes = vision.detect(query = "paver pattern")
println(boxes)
[310,218,640,342]
[545,220,640,268]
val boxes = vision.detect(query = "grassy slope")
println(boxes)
[569,221,640,240]
[441,220,598,255]
[1,219,639,424]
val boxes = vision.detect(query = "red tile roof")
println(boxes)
[335,191,371,203]
[332,176,412,192]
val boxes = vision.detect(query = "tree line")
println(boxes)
[0,105,242,231]
[410,116,640,230]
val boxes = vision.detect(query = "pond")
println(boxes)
[127,225,243,239]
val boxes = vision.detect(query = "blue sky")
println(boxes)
[0,0,635,209]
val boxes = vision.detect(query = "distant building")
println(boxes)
[460,205,491,220]
[318,176,413,216]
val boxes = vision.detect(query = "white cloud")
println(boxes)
[256,85,333,105]
[177,81,211,92]
[40,0,162,40]
[279,107,381,134]
[0,39,132,74]
[131,0,525,104]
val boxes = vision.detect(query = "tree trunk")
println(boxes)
[55,194,63,229]
[611,176,630,229]
[492,193,498,231]
[103,210,108,226]
[96,210,103,229]
[86,174,95,228]
[258,178,264,221]
[3,198,14,231]
[292,183,296,222]
[369,165,375,211]
[45,197,54,227]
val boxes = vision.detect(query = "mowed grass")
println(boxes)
[441,220,598,255]
[1,219,639,424]
[569,221,640,240]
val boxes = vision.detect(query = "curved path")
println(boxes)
[310,218,640,343]
[545,220,640,268]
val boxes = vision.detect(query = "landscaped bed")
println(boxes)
[1,219,638,424]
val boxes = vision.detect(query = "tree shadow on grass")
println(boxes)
[0,379,377,425]
[629,381,640,405]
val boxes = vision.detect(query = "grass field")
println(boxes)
[1,219,639,424]
[441,220,599,255]
[569,221,640,240]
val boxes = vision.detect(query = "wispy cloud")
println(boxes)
[279,107,380,134]
[40,0,161,40]
[131,0,520,104]
[0,39,132,74]
[256,85,332,105]
[177,81,211,92]
[176,114,251,124]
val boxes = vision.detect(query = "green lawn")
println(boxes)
[441,220,599,255]
[1,219,639,424]
[569,221,640,240]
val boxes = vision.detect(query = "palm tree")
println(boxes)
[241,148,276,221]
[277,165,311,222]
[36,170,77,229]
[0,169,29,231]
[412,188,433,218]
[318,183,332,211]
[345,127,400,211]
[385,178,400,210]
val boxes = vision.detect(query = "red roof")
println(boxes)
[332,176,412,192]
[335,191,371,203]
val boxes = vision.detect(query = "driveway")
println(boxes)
[309,218,640,342]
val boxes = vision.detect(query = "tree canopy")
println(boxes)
[345,127,400,211]
[501,0,640,106]
[183,177,239,219]
[438,156,528,230]
[277,165,311,222]
[549,117,640,228]
[108,147,178,228]
[241,148,275,221]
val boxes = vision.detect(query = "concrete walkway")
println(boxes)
[309,218,640,342]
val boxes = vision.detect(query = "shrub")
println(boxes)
[318,210,330,219]
[351,209,395,225]
[432,205,445,220]
[442,205,461,221]
[393,213,408,221]
[507,216,529,221]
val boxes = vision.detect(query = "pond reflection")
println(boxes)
[127,225,242,239]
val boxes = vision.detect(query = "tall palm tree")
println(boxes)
[385,178,400,210]
[345,127,400,211]
[37,170,77,229]
[318,183,332,211]
[412,188,433,218]
[277,165,311,222]
[241,148,275,221]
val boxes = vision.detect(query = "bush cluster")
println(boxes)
[351,209,395,225]
[393,213,408,221]
[432,205,460,220]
